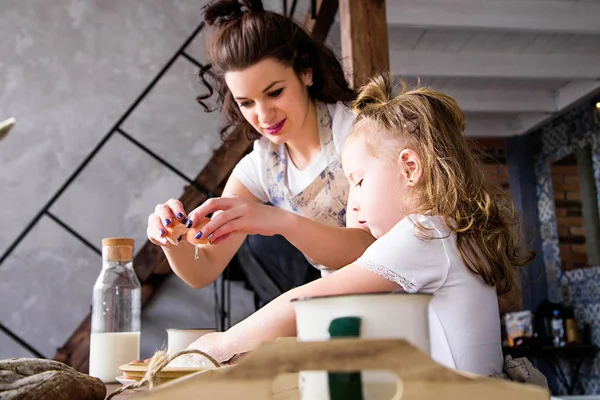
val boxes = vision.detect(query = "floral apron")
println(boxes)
[264,102,349,276]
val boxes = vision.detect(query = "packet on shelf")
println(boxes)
[504,310,533,347]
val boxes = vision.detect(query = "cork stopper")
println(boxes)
[102,237,134,262]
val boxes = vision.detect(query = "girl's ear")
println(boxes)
[398,149,422,187]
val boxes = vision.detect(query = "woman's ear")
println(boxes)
[301,69,313,86]
[398,149,422,186]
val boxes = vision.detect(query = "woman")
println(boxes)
[146,0,374,291]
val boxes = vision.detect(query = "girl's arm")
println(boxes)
[189,264,400,361]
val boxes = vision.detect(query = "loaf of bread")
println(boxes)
[0,358,106,400]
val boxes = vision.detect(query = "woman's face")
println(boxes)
[225,58,313,145]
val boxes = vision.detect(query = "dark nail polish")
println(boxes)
[165,218,172,226]
[186,219,193,228]
[159,229,166,236]
[182,217,188,224]
[195,231,203,240]
[177,212,184,220]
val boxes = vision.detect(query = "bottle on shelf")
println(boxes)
[551,309,566,347]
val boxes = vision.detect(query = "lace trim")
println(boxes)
[359,260,418,293]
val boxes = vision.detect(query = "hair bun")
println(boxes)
[351,73,394,114]
[240,0,264,12]
[203,0,264,26]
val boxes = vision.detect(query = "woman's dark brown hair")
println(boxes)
[197,0,354,141]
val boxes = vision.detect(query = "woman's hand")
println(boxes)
[146,198,188,246]
[186,196,289,245]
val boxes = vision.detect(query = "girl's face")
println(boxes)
[342,131,420,238]
[225,58,313,145]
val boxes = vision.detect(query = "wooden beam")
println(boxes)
[339,0,390,88]
[54,1,345,372]
[303,0,339,42]
[390,51,600,80]
[385,0,600,35]
[53,133,252,372]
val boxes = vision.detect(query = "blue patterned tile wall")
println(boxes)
[533,98,600,395]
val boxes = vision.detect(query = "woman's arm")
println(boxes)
[164,173,373,288]
[188,197,375,271]
[161,176,258,289]
[189,264,400,361]
[278,213,375,269]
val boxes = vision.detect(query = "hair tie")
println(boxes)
[215,9,245,24]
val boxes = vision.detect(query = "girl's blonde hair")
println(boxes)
[349,74,534,295]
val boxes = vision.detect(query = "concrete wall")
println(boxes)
[0,0,254,360]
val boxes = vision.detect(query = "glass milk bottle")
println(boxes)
[89,238,141,382]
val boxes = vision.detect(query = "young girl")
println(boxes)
[146,0,373,293]
[187,73,534,376]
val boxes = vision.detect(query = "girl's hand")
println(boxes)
[146,198,187,246]
[186,196,287,245]
[186,332,234,364]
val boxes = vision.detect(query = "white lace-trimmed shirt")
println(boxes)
[356,214,504,376]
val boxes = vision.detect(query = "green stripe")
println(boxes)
[328,317,363,400]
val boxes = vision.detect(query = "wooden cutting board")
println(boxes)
[119,362,205,383]
[107,338,550,400]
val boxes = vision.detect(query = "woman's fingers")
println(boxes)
[206,216,247,242]
[209,233,231,246]
[186,197,239,229]
[147,214,168,245]
[193,208,243,240]
[154,202,178,229]
[166,198,187,222]
[147,199,189,246]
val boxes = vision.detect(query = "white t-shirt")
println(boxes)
[356,215,503,376]
[232,102,355,203]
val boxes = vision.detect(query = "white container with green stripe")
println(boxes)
[291,292,432,400]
